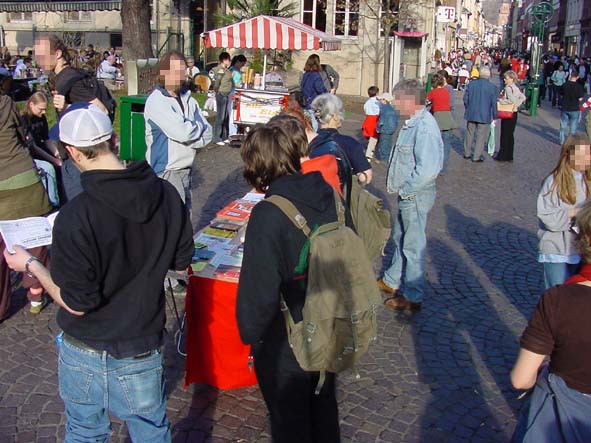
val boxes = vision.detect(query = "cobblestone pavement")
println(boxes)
[0,88,577,442]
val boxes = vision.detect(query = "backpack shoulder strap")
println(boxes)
[265,195,311,237]
[332,188,345,225]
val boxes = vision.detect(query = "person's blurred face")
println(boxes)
[504,75,514,85]
[30,100,47,117]
[162,57,186,89]
[570,144,591,172]
[33,38,52,70]
[393,92,421,118]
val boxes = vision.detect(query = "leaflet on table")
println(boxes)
[0,212,59,253]
[216,200,257,221]
[241,192,265,203]
[194,233,233,246]
[213,264,241,280]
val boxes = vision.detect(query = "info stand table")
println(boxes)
[183,239,258,390]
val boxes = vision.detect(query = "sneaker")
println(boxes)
[216,141,225,146]
[29,297,48,315]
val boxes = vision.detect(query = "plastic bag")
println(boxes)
[204,95,216,112]
[487,121,495,156]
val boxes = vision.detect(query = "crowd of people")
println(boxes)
[1,37,591,442]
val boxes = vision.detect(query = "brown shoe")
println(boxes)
[377,279,397,294]
[384,296,422,311]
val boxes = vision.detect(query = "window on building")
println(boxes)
[65,11,92,22]
[8,12,33,22]
[334,0,359,36]
[302,0,327,32]
[379,0,399,37]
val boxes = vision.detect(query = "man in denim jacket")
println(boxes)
[378,79,443,311]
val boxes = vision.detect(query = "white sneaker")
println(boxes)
[216,141,225,146]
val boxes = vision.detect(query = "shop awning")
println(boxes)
[0,0,121,12]
[204,15,342,51]
[394,31,427,38]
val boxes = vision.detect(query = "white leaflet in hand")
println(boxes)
[0,213,58,253]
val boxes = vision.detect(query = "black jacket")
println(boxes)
[51,161,194,358]
[236,172,353,368]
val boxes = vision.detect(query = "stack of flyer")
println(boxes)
[191,191,264,281]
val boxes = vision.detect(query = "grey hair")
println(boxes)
[311,93,344,126]
[392,79,426,104]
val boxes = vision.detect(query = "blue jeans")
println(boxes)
[376,132,394,161]
[441,130,452,173]
[213,92,229,142]
[559,111,580,144]
[58,338,170,443]
[383,187,436,303]
[542,262,579,290]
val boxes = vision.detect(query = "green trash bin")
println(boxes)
[425,73,433,93]
[119,94,149,162]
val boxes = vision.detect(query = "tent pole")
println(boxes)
[262,52,267,90]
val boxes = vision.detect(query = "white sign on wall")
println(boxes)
[437,6,456,23]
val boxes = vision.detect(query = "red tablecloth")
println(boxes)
[184,275,258,389]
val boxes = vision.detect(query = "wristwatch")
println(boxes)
[25,256,40,278]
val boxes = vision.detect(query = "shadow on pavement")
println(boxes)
[410,236,523,442]
[444,205,542,321]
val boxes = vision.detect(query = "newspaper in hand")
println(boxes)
[0,212,58,253]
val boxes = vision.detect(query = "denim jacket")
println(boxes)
[387,108,443,199]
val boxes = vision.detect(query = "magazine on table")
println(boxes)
[0,212,59,253]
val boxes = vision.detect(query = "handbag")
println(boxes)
[497,102,515,119]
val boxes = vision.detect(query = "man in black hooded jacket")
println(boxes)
[4,103,194,442]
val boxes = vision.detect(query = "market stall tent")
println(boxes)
[203,15,341,87]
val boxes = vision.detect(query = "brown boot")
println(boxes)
[384,296,422,311]
[377,278,398,295]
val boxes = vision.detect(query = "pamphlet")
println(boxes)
[213,264,241,280]
[0,212,59,253]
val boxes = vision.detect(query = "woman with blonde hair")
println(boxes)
[537,133,591,289]
[495,70,525,162]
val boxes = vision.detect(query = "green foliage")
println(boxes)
[214,0,297,26]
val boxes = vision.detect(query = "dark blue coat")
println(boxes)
[301,71,327,108]
[463,78,498,123]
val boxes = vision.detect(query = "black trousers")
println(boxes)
[497,112,518,161]
[254,348,340,443]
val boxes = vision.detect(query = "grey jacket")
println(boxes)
[537,172,587,257]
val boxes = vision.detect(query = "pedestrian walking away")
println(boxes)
[378,79,443,311]
[3,103,195,442]
[559,70,585,145]
[537,133,591,289]
[462,67,498,162]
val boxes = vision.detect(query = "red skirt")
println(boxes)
[362,115,379,138]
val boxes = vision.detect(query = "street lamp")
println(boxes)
[526,1,552,117]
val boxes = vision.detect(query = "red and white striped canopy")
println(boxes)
[204,15,342,51]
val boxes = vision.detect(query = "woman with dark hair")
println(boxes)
[301,54,328,109]
[511,177,591,442]
[427,73,456,174]
[236,122,347,443]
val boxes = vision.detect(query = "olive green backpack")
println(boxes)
[266,190,381,394]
